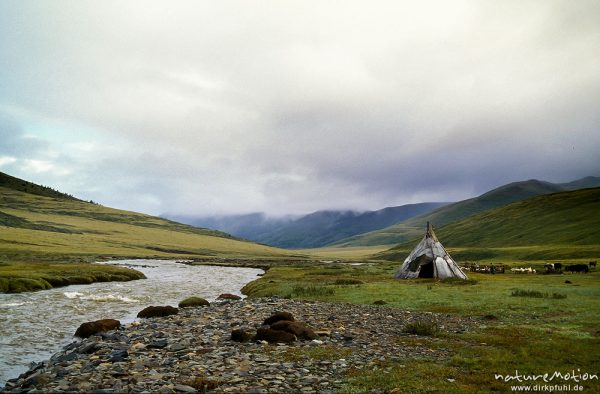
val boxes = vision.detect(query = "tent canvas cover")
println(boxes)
[395,222,468,280]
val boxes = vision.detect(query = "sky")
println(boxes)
[1,1,599,216]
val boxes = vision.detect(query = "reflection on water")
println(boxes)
[0,260,263,386]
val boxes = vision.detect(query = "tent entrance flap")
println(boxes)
[418,261,434,278]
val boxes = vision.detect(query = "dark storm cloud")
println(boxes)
[0,1,599,215]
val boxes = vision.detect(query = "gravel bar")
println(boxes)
[3,297,479,393]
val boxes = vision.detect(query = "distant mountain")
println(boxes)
[375,187,600,262]
[167,202,449,249]
[166,213,297,241]
[558,176,600,190]
[332,176,600,247]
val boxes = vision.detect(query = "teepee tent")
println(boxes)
[395,222,468,280]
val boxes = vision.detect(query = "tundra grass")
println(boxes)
[0,186,298,292]
[0,187,295,261]
[295,245,391,260]
[243,264,600,392]
[0,261,145,293]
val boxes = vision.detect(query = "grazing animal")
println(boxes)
[544,263,563,273]
[589,261,597,269]
[511,267,536,274]
[565,264,589,273]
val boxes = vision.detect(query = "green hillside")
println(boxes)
[0,171,82,201]
[0,172,298,292]
[375,187,600,262]
[332,178,592,247]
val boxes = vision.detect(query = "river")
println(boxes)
[0,260,263,386]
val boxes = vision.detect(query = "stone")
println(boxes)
[178,297,210,308]
[168,343,187,352]
[74,319,121,338]
[55,352,78,363]
[263,312,294,326]
[148,339,168,349]
[314,329,331,337]
[174,384,197,392]
[255,327,296,344]
[23,371,52,387]
[137,306,179,318]
[218,293,242,300]
[129,342,146,352]
[78,341,99,354]
[108,349,129,363]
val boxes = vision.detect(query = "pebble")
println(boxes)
[2,297,477,393]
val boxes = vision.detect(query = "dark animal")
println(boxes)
[270,320,318,340]
[565,264,589,273]
[218,293,242,300]
[589,261,597,268]
[137,305,179,318]
[75,319,120,338]
[231,329,253,342]
[545,263,563,272]
[255,327,296,343]
[263,312,294,326]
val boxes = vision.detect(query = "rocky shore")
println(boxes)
[3,298,479,393]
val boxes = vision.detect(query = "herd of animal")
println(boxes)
[460,261,597,275]
[461,263,505,274]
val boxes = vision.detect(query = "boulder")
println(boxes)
[263,311,294,326]
[231,329,254,342]
[74,319,121,338]
[178,297,210,308]
[255,327,296,344]
[314,329,332,337]
[270,320,318,340]
[218,293,242,300]
[137,305,179,318]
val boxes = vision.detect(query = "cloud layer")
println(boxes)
[1,1,599,215]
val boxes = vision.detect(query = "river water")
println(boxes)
[0,260,263,386]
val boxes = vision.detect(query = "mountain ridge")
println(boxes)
[374,186,600,262]
[166,202,450,249]
[331,176,600,247]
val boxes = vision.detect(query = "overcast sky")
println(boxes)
[1,1,599,216]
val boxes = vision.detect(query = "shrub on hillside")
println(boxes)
[402,321,440,336]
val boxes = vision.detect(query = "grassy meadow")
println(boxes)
[0,180,299,293]
[242,262,600,392]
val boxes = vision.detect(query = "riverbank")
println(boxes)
[178,258,373,271]
[0,261,263,386]
[3,297,478,393]
[0,261,146,293]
